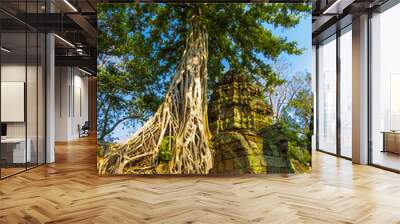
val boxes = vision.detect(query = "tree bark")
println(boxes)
[98,16,213,174]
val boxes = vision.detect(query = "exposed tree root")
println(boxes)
[98,21,213,174]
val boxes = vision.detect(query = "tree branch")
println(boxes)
[101,115,145,139]
[99,105,111,141]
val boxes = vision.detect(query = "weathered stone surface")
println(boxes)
[260,124,292,173]
[209,71,272,135]
[209,70,292,174]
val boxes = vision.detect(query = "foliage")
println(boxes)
[260,123,288,153]
[260,120,311,173]
[158,136,174,163]
[97,64,161,141]
[265,59,310,120]
[288,141,311,166]
[288,83,314,150]
[281,72,313,150]
[97,3,311,142]
[263,61,313,152]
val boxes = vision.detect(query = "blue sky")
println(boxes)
[265,14,312,74]
[109,12,312,143]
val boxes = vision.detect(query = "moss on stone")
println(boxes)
[209,70,293,174]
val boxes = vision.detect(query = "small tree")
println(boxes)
[265,59,309,121]
[287,73,313,149]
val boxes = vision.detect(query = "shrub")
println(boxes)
[288,142,311,166]
[158,136,174,163]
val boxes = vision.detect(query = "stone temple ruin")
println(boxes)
[209,70,292,174]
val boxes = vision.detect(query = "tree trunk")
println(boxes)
[98,17,213,174]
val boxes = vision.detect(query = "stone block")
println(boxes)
[209,70,291,174]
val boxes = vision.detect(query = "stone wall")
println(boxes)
[209,70,292,174]
[209,71,271,134]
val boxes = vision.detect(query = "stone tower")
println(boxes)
[209,70,291,174]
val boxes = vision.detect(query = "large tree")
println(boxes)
[97,3,310,174]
